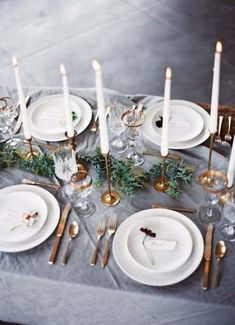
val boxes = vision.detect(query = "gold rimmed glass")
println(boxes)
[219,189,235,241]
[198,169,228,225]
[122,109,145,166]
[70,173,96,217]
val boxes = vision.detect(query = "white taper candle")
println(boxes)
[227,135,235,188]
[60,64,74,138]
[210,41,222,134]
[161,67,172,157]
[12,56,31,139]
[92,60,109,155]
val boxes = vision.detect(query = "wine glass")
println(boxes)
[70,174,95,218]
[198,169,228,225]
[109,105,128,153]
[53,147,77,197]
[122,109,145,166]
[220,189,235,241]
[0,97,22,147]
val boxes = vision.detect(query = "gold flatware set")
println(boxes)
[91,214,117,268]
[202,224,226,290]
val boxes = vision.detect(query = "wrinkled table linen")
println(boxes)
[0,86,234,325]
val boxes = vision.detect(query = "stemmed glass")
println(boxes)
[70,174,95,217]
[122,109,145,166]
[53,147,77,197]
[109,105,128,153]
[220,189,235,241]
[0,97,22,147]
[198,170,228,225]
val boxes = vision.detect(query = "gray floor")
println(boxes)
[0,0,235,104]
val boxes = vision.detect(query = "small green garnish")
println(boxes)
[72,111,77,121]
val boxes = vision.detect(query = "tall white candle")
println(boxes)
[12,56,31,139]
[92,60,109,155]
[60,64,74,138]
[210,41,222,134]
[161,67,172,157]
[227,135,235,188]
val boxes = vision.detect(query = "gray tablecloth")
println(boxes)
[0,86,234,325]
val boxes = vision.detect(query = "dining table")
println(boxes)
[0,85,235,325]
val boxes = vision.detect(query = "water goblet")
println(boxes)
[53,147,77,197]
[109,105,128,153]
[0,97,22,147]
[121,109,145,166]
[70,173,95,218]
[198,169,228,225]
[219,189,235,241]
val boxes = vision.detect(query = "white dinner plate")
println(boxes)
[29,96,81,135]
[113,209,204,286]
[143,100,210,149]
[0,185,60,252]
[127,216,193,273]
[151,101,204,142]
[28,95,92,142]
[0,191,48,243]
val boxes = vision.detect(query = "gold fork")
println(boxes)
[224,116,232,141]
[102,213,117,268]
[91,217,106,266]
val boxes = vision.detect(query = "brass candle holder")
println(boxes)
[101,153,120,207]
[198,133,215,187]
[25,138,39,159]
[153,155,170,192]
[65,131,88,180]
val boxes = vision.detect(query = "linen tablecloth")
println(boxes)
[0,86,234,325]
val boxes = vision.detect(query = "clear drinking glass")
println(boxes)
[220,189,235,241]
[0,97,22,147]
[109,105,128,153]
[53,147,77,197]
[70,174,95,217]
[198,170,228,225]
[122,109,145,166]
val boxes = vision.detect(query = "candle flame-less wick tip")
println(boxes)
[92,60,101,71]
[216,41,222,54]
[166,67,172,79]
[60,64,66,75]
[12,56,18,67]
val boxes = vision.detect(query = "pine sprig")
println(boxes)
[147,159,195,198]
[82,148,148,197]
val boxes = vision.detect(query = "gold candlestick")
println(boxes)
[198,133,216,187]
[65,132,89,180]
[25,138,39,159]
[101,153,120,207]
[153,156,170,192]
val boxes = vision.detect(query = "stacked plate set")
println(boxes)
[143,100,210,149]
[0,185,60,252]
[113,209,204,286]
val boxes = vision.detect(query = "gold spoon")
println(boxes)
[61,221,79,265]
[214,240,226,288]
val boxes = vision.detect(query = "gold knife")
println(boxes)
[48,202,71,265]
[202,223,214,290]
[151,204,196,213]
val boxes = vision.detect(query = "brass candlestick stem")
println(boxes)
[208,133,215,171]
[25,138,38,159]
[101,153,120,207]
[66,132,88,180]
[153,156,170,192]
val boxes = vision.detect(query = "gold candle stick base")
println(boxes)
[25,138,39,159]
[153,177,170,192]
[153,155,170,193]
[101,153,120,207]
[101,190,120,207]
